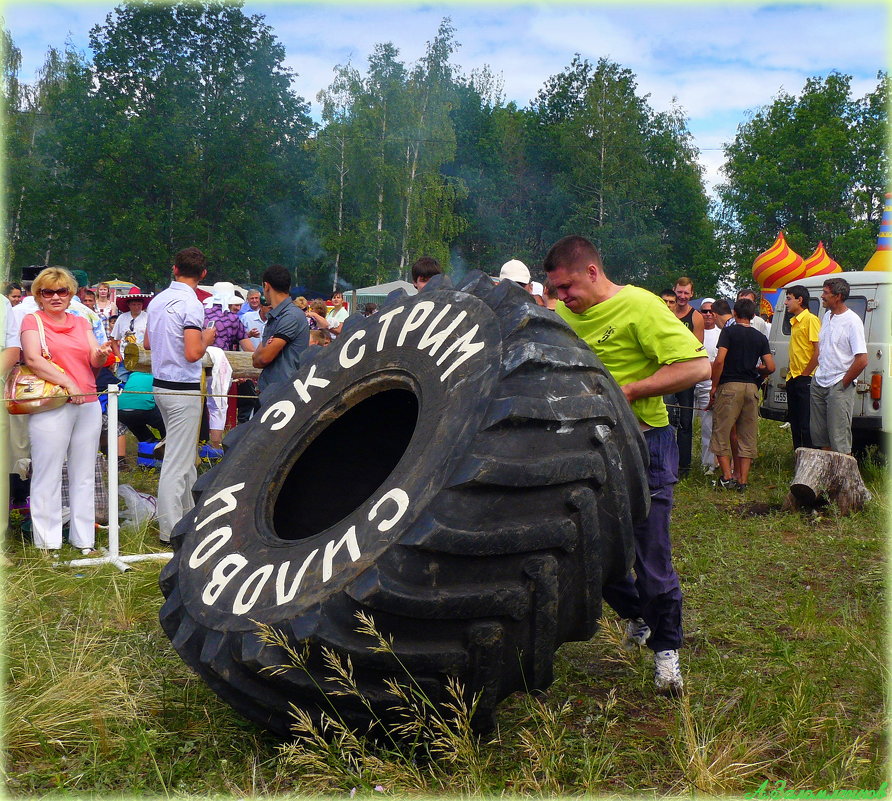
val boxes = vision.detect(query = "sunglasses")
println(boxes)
[39,287,71,298]
[701,309,714,314]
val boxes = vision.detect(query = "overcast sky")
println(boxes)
[3,2,888,193]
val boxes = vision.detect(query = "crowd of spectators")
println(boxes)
[2,250,869,698]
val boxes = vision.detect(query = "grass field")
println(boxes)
[3,420,887,797]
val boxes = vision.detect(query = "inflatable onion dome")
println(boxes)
[864,192,892,272]
[752,231,806,289]
[802,241,842,278]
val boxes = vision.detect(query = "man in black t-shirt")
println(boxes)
[708,298,776,491]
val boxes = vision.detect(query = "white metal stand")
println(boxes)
[60,384,173,572]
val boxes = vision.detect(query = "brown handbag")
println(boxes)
[4,313,70,415]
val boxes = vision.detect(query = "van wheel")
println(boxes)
[158,271,648,737]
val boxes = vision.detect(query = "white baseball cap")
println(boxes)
[499,259,530,284]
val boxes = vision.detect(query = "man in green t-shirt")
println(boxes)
[544,235,709,695]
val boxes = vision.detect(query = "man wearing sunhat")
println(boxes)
[110,288,153,383]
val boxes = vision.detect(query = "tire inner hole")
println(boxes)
[273,387,419,540]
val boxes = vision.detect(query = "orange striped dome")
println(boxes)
[752,231,806,289]
[802,241,842,278]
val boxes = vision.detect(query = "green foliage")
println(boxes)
[306,22,469,290]
[6,11,879,298]
[718,71,889,279]
[5,1,314,286]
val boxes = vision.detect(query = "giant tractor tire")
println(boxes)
[159,272,649,737]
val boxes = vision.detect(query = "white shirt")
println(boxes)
[702,326,721,362]
[326,305,349,339]
[814,308,867,388]
[111,310,149,344]
[6,295,38,350]
[241,309,265,350]
[751,315,770,337]
[1,295,11,348]
[726,315,769,336]
[146,281,207,384]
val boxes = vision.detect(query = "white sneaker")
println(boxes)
[654,649,684,695]
[622,617,652,649]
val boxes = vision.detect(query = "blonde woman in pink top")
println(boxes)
[20,267,112,555]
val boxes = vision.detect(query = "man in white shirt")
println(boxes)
[4,267,41,509]
[241,300,266,351]
[810,277,868,455]
[110,292,151,382]
[145,247,216,543]
[736,289,770,336]
[694,298,721,472]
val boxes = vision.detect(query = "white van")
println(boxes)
[759,271,892,454]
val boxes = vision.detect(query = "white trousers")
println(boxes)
[155,389,202,539]
[206,390,226,430]
[694,380,717,469]
[29,402,102,549]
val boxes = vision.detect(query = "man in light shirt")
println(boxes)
[810,277,867,455]
[145,247,216,544]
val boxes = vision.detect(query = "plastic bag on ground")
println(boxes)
[118,484,157,528]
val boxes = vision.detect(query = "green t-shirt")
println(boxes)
[119,371,156,411]
[556,285,705,428]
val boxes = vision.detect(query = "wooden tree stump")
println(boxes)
[123,344,260,380]
[783,447,872,516]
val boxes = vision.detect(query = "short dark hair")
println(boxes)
[736,288,757,301]
[175,247,207,278]
[823,276,850,301]
[660,288,677,299]
[733,298,757,320]
[262,263,292,294]
[411,257,441,282]
[83,289,96,299]
[543,235,603,274]
[786,285,810,306]
[712,299,732,316]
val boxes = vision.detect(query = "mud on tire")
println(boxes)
[159,271,649,737]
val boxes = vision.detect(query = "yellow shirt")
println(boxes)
[556,286,705,428]
[787,308,821,380]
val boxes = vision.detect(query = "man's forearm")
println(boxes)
[623,357,711,403]
[842,355,868,387]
